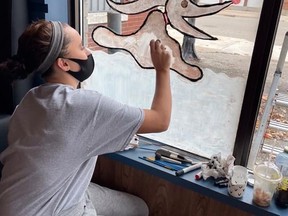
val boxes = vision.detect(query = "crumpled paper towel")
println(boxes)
[201,153,235,180]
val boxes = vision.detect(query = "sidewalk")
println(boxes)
[217,7,288,61]
[219,6,260,18]
[222,5,288,20]
[168,6,288,62]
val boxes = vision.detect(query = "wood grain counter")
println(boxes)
[92,142,287,216]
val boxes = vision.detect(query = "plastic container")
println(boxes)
[274,148,288,208]
[275,148,288,177]
[253,162,282,207]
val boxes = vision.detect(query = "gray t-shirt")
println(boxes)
[0,83,144,216]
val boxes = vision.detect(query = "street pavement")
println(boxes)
[168,6,288,92]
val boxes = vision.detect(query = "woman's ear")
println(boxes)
[56,58,70,71]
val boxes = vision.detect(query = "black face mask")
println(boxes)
[67,54,95,82]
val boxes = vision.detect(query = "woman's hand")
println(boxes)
[150,39,172,73]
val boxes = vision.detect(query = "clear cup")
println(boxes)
[253,162,283,207]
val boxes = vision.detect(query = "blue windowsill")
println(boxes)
[103,137,288,216]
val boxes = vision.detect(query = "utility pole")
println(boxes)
[181,0,200,61]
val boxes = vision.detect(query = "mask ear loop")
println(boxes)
[34,21,64,74]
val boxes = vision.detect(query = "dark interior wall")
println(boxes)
[0,0,48,115]
[0,1,12,62]
[0,1,13,114]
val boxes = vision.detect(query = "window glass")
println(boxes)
[248,9,288,169]
[79,0,283,163]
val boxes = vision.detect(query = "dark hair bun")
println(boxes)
[0,56,28,81]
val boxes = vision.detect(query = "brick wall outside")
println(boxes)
[284,0,288,10]
[88,23,107,51]
[122,12,149,35]
[88,12,149,51]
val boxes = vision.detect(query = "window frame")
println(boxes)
[233,0,284,166]
[71,0,284,167]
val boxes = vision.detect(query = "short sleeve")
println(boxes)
[63,89,145,159]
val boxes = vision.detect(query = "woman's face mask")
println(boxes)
[66,54,95,82]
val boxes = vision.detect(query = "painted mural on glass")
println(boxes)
[85,0,248,159]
